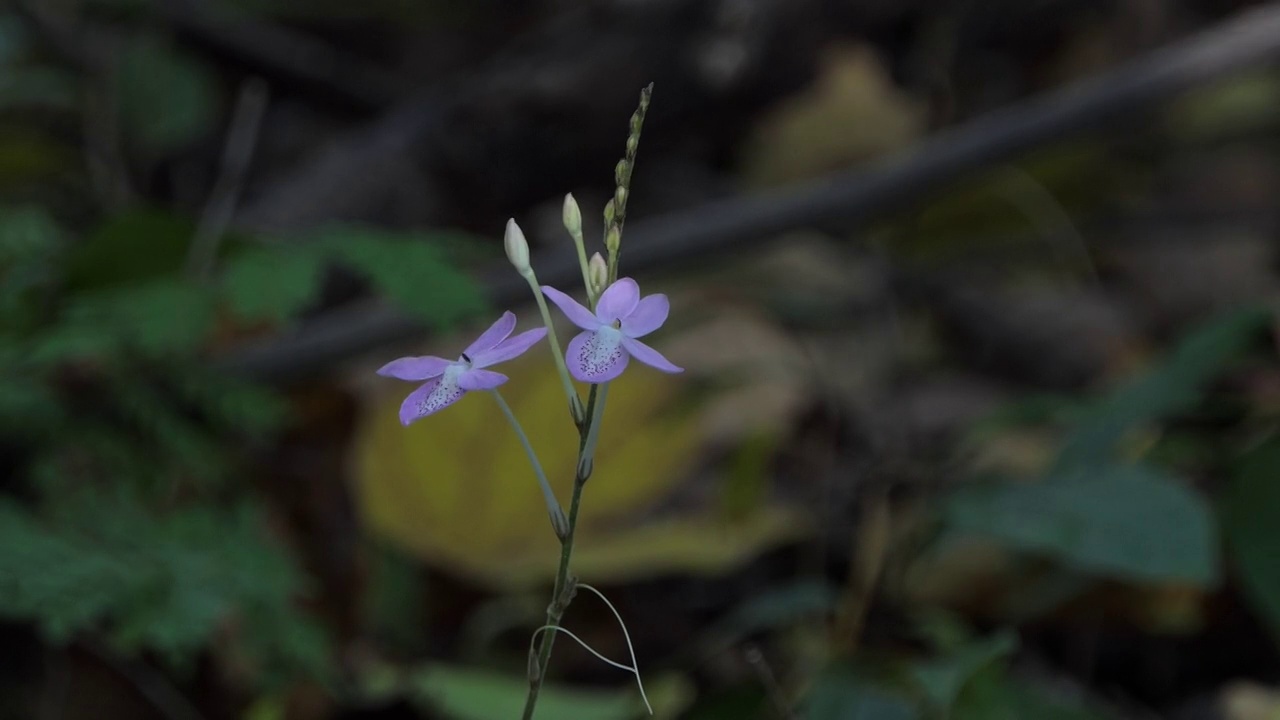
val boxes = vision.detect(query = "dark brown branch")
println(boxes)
[215,2,1280,382]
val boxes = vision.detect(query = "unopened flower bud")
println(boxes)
[603,199,616,226]
[605,225,621,254]
[588,253,607,296]
[562,193,582,239]
[614,186,627,209]
[549,505,569,541]
[626,135,638,156]
[614,159,627,186]
[504,219,531,277]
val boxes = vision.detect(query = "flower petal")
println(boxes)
[621,294,669,338]
[541,286,599,330]
[566,328,629,383]
[621,336,683,374]
[458,368,508,390]
[377,355,453,381]
[471,327,547,368]
[595,278,639,323]
[462,311,516,357]
[399,375,466,425]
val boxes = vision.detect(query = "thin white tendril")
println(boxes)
[527,583,652,715]
[578,583,650,715]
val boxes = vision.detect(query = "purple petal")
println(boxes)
[462,311,516,357]
[458,368,508,390]
[541,286,599,330]
[399,375,466,425]
[377,355,453,381]
[621,337,683,374]
[595,278,639,323]
[566,329,629,383]
[471,327,547,368]
[621,294,669,338]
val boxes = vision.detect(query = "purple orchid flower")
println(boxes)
[541,278,682,384]
[377,311,547,425]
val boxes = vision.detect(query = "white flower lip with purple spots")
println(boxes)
[376,311,547,426]
[540,277,682,384]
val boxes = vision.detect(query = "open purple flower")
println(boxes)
[541,278,682,384]
[377,311,547,425]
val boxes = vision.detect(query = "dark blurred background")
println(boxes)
[4,0,1280,718]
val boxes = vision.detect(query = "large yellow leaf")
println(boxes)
[354,344,807,589]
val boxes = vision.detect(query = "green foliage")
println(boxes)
[116,37,220,156]
[223,245,327,322]
[67,208,197,290]
[320,226,487,327]
[910,631,1017,713]
[67,278,218,356]
[1224,441,1280,642]
[954,668,1116,720]
[1055,307,1268,472]
[947,464,1218,585]
[403,664,640,720]
[0,490,325,677]
[806,668,919,720]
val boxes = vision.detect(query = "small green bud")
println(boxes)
[562,193,582,238]
[504,218,531,277]
[605,225,621,254]
[614,159,627,186]
[614,186,627,209]
[603,199,616,225]
[588,252,607,296]
[576,454,594,482]
[626,135,638,156]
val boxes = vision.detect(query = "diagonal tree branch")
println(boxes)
[215,2,1280,382]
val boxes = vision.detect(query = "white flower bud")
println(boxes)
[588,252,607,295]
[562,193,582,238]
[504,218,531,277]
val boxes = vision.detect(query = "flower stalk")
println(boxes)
[522,86,654,720]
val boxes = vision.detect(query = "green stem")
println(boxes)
[525,272,584,422]
[521,384,609,720]
[490,390,565,534]
[570,228,594,303]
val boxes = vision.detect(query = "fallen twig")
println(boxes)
[215,2,1280,382]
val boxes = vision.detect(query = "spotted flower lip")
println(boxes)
[541,278,682,384]
[377,311,547,426]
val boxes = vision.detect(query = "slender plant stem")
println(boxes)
[525,273,583,420]
[490,390,565,531]
[570,227,594,302]
[522,383,609,720]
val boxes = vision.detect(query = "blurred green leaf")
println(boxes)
[0,491,326,678]
[909,631,1017,712]
[222,245,326,323]
[722,580,838,637]
[955,668,1117,720]
[1056,307,1268,472]
[1225,441,1280,642]
[321,225,486,328]
[67,278,216,356]
[68,208,196,290]
[406,665,640,720]
[947,464,1218,585]
[116,37,219,156]
[806,668,919,720]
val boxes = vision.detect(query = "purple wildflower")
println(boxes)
[541,278,682,384]
[377,311,547,425]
